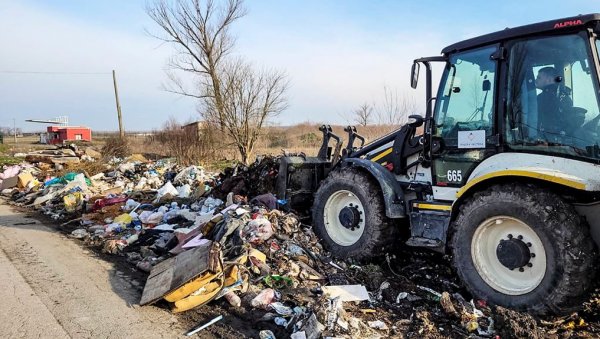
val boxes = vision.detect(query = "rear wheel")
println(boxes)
[451,184,597,314]
[313,168,394,259]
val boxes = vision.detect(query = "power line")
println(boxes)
[0,70,111,75]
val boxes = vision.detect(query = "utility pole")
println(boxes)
[13,118,16,144]
[112,70,124,139]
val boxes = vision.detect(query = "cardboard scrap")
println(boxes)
[17,172,34,188]
[0,176,18,190]
[140,241,214,306]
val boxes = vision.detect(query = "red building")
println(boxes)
[45,126,92,144]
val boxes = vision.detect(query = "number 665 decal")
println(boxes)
[446,170,463,182]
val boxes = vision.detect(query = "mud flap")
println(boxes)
[406,202,451,253]
[341,158,406,218]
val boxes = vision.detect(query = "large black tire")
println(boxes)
[451,184,597,315]
[313,168,395,260]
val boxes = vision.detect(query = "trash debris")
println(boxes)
[417,285,442,301]
[321,285,369,302]
[4,151,597,338]
[396,292,408,303]
[241,217,274,244]
[224,291,241,307]
[367,320,389,330]
[70,228,88,239]
[440,292,458,317]
[264,275,294,289]
[274,317,288,327]
[252,288,277,309]
[185,315,223,336]
[259,330,276,339]
[270,302,294,316]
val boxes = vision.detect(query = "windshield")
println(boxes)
[505,33,600,161]
[434,45,496,146]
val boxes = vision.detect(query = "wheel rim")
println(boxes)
[323,190,366,246]
[471,216,547,295]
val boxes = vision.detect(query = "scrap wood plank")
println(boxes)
[140,241,213,306]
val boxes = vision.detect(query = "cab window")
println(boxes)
[506,33,600,161]
[434,46,497,147]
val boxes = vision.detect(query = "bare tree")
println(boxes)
[376,86,418,126]
[147,0,289,164]
[203,60,288,164]
[354,103,373,126]
[146,0,247,129]
[0,127,22,136]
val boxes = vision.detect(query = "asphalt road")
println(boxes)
[0,203,186,339]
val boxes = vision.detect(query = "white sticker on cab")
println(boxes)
[458,130,486,149]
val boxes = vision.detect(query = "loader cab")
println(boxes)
[503,33,600,159]
[414,14,600,189]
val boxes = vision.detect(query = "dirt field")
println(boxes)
[3,123,400,165]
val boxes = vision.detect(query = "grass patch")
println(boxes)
[205,159,237,173]
[0,144,9,154]
[0,156,21,167]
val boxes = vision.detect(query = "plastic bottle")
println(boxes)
[224,291,241,307]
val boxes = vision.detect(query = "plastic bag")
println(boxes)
[123,199,139,211]
[63,192,84,212]
[62,172,92,186]
[173,165,203,185]
[241,218,274,244]
[114,213,133,226]
[92,195,128,211]
[200,197,223,213]
[154,181,178,202]
[176,184,191,198]
[251,288,276,309]
[139,211,163,225]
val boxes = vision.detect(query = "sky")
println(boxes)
[0,0,598,132]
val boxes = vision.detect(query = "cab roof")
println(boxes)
[441,13,600,54]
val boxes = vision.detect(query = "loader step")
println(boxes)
[407,201,452,253]
[406,237,443,248]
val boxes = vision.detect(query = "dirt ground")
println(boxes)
[0,203,187,338]
[4,198,600,339]
[0,201,284,339]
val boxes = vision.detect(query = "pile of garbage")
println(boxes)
[2,148,600,338]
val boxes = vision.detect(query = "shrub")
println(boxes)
[299,132,320,147]
[267,130,289,148]
[153,118,216,165]
[101,136,130,159]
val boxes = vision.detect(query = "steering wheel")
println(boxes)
[581,112,600,132]
[575,112,600,147]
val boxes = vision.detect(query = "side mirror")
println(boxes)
[482,79,491,91]
[431,136,445,156]
[408,114,424,128]
[411,63,420,89]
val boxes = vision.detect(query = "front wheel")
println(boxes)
[313,168,395,260]
[451,184,597,314]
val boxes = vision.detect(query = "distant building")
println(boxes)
[182,121,204,141]
[43,126,92,144]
